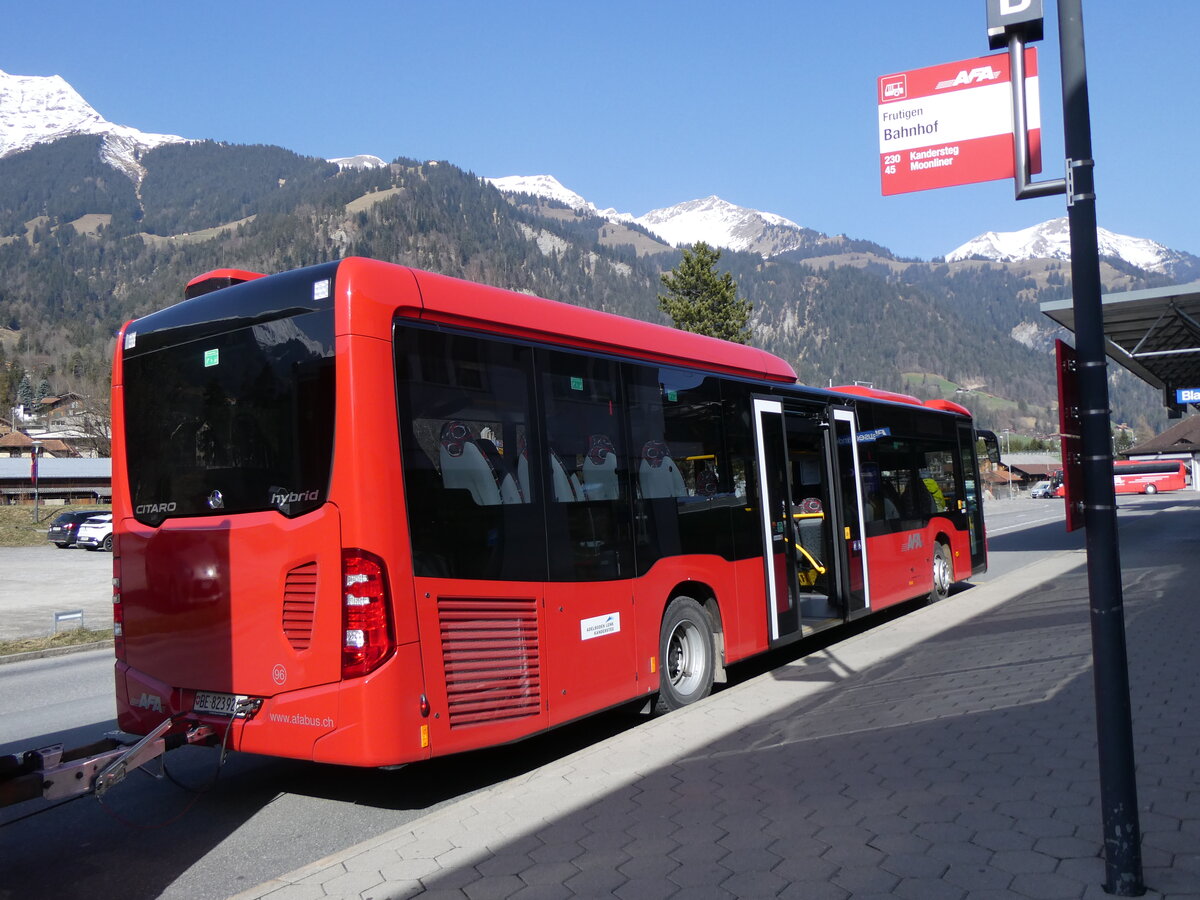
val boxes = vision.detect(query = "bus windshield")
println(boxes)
[123,301,335,525]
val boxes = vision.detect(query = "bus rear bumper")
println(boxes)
[115,642,430,767]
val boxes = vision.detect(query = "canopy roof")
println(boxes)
[1041,280,1200,411]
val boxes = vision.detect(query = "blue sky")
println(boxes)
[6,2,1198,260]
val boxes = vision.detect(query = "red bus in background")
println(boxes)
[110,258,996,768]
[1112,459,1187,495]
[1052,458,1188,497]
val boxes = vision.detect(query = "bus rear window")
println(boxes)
[123,310,335,525]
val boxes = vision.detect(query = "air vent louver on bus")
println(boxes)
[437,597,542,728]
[283,562,318,650]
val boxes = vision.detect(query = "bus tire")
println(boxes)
[1145,484,1157,495]
[655,597,715,713]
[929,541,952,603]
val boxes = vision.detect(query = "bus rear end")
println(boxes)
[111,261,429,767]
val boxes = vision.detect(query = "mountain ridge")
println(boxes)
[2,66,1193,277]
[488,174,1200,279]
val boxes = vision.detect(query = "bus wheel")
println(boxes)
[655,597,715,713]
[1145,484,1158,495]
[929,542,952,603]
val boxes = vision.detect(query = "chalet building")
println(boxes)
[0,431,75,458]
[0,457,111,505]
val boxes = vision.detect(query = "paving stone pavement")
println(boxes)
[235,505,1200,900]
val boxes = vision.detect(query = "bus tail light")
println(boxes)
[341,550,395,679]
[112,557,125,661]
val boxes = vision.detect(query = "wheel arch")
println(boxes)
[931,527,964,580]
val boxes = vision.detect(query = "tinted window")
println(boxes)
[855,404,960,535]
[395,325,546,581]
[628,365,739,570]
[540,349,632,581]
[123,309,335,525]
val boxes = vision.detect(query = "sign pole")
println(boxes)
[887,5,1145,886]
[1053,0,1144,892]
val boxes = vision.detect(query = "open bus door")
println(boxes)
[831,407,871,619]
[965,426,996,572]
[752,399,870,643]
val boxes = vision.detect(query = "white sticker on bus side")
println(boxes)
[580,612,621,641]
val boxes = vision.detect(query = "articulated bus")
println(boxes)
[111,257,996,767]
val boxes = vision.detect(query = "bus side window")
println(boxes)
[396,326,544,581]
[540,349,632,581]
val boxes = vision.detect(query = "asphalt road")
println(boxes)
[0,495,1173,899]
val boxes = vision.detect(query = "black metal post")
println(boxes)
[1056,0,1145,893]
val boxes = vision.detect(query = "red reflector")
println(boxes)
[341,550,394,679]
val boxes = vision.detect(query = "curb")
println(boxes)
[0,639,115,666]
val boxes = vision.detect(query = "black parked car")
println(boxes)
[46,510,108,549]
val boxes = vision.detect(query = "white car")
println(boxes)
[75,513,114,552]
[1030,480,1054,499]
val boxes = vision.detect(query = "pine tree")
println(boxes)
[657,242,752,344]
[17,372,33,408]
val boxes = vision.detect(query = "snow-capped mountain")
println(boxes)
[486,175,823,258]
[946,217,1198,276]
[0,68,186,182]
[329,154,388,170]
[635,196,819,257]
[488,175,602,214]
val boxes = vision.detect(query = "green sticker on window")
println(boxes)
[570,376,584,391]
[667,390,678,402]
[204,349,219,367]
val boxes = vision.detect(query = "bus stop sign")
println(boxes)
[878,49,1041,196]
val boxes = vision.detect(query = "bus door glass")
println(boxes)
[753,399,797,642]
[752,398,841,642]
[959,422,986,571]
[832,408,870,617]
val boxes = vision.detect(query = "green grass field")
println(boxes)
[0,503,110,547]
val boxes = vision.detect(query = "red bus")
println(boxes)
[1051,458,1188,497]
[1112,459,1187,494]
[111,258,994,767]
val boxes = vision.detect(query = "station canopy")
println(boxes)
[1041,280,1200,412]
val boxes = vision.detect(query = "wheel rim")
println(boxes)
[933,549,951,597]
[666,619,705,695]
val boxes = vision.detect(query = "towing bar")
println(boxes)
[0,719,217,809]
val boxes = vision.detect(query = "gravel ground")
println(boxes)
[0,544,113,640]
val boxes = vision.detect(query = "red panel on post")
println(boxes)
[1056,339,1084,532]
